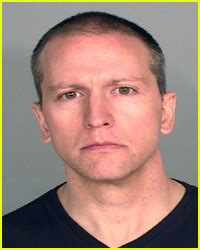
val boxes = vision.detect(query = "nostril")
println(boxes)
[104,122,109,126]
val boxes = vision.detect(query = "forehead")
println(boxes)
[39,33,153,85]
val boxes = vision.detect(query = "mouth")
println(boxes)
[81,142,126,152]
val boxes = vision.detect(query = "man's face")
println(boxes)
[33,33,176,182]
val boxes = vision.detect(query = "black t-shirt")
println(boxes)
[3,180,198,248]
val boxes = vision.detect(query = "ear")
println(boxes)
[161,92,177,135]
[32,103,51,143]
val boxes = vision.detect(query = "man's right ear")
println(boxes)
[32,103,51,144]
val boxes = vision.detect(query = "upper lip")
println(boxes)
[81,141,125,149]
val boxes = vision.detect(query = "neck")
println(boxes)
[58,149,185,247]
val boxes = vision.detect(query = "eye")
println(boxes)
[117,87,135,95]
[59,91,80,100]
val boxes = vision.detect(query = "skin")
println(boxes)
[32,33,185,247]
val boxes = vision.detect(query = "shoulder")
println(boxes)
[3,184,63,247]
[171,180,198,247]
[3,189,51,225]
[177,179,197,200]
[176,179,197,210]
[174,179,197,227]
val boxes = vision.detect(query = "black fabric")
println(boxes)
[3,180,198,248]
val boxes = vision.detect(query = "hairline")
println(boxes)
[35,31,159,90]
[32,28,166,104]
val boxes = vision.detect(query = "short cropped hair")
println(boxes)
[31,11,166,104]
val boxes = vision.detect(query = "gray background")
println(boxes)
[3,2,197,215]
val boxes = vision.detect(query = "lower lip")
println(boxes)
[82,144,125,152]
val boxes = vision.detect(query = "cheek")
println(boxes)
[116,100,162,141]
[44,108,82,148]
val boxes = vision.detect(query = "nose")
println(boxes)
[84,94,114,129]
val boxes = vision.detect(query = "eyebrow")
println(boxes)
[108,77,147,86]
[48,82,87,92]
[48,76,147,92]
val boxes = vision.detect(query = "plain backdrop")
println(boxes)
[3,2,197,215]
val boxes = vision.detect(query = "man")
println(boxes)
[3,11,197,248]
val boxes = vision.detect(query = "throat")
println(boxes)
[57,168,185,248]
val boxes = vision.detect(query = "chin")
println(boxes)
[71,160,139,184]
[65,151,142,183]
[83,170,137,185]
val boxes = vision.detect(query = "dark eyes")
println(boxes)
[58,87,136,100]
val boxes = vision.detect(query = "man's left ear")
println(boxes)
[161,92,177,135]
